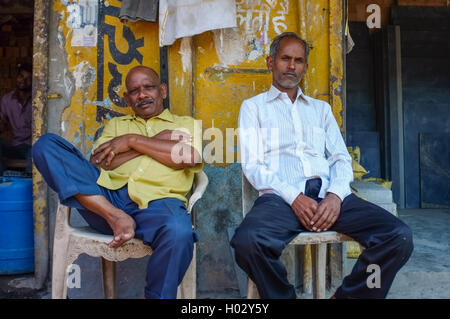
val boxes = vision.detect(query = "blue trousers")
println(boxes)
[231,178,414,299]
[32,133,197,299]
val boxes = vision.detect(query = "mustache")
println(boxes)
[135,98,155,108]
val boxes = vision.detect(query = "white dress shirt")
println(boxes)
[239,85,353,205]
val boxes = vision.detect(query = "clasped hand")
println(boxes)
[291,192,342,232]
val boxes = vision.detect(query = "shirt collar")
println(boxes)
[128,108,175,123]
[154,108,175,122]
[266,85,309,104]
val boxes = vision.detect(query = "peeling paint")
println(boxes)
[57,30,65,49]
[329,0,344,128]
[213,28,247,66]
[179,37,192,73]
[204,66,270,82]
[87,97,113,109]
[246,37,264,61]
[72,61,96,88]
[63,67,75,100]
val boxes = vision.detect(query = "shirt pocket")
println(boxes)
[310,126,326,155]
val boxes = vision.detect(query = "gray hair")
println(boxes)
[269,32,310,63]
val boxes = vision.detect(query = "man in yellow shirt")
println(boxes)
[32,66,203,299]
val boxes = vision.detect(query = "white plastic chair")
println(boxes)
[241,172,354,299]
[52,170,208,299]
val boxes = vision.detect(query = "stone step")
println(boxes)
[376,202,398,216]
[351,181,393,203]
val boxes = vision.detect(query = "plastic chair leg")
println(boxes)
[247,279,260,299]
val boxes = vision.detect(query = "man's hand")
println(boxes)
[310,192,342,232]
[91,134,137,167]
[90,149,141,170]
[152,129,192,143]
[291,193,318,231]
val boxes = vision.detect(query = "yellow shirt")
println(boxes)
[92,109,203,209]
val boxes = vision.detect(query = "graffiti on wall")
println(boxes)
[235,0,289,60]
[95,0,145,123]
[55,0,160,151]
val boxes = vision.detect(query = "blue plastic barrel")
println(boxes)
[0,177,34,274]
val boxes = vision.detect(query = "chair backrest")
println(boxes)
[187,170,208,214]
[241,171,258,217]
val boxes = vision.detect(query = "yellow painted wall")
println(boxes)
[45,0,345,296]
[52,0,344,158]
[168,0,344,164]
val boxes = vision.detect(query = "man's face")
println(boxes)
[267,37,308,91]
[16,70,32,91]
[123,68,167,120]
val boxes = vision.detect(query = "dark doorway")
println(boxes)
[393,6,450,208]
[346,22,381,180]
[0,0,34,176]
[346,6,450,209]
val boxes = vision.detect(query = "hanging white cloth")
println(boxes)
[159,0,237,47]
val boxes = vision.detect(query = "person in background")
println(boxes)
[0,62,32,175]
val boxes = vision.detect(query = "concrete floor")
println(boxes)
[1,208,449,299]
[386,209,450,299]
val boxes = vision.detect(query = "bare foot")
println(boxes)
[108,212,136,248]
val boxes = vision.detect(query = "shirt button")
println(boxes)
[138,168,143,173]
[130,177,134,182]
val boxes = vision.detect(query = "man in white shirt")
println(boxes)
[231,32,413,299]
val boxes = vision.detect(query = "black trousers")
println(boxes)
[230,178,414,299]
